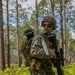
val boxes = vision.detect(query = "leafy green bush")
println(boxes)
[0,66,30,75]
[62,64,75,75]
[0,63,75,75]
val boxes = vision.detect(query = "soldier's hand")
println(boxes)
[49,49,56,58]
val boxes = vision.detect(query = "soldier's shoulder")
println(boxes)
[38,33,46,38]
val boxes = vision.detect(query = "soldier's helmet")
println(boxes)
[41,16,56,30]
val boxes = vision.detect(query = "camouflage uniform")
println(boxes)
[20,16,56,75]
[21,35,55,75]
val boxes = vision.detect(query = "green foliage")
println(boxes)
[0,64,75,75]
[0,66,30,75]
[53,63,75,75]
[62,63,75,75]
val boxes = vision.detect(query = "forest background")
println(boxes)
[0,0,75,75]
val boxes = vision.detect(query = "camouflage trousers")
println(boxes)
[29,58,55,75]
[29,67,55,75]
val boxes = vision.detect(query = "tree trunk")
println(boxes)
[0,0,5,71]
[59,0,64,66]
[16,0,22,67]
[63,0,66,64]
[59,0,63,49]
[50,0,54,16]
[36,0,39,34]
[67,41,71,64]
[7,0,10,68]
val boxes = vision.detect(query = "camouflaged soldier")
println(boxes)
[39,16,57,75]
[20,16,56,75]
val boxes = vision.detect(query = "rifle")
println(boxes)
[44,32,64,75]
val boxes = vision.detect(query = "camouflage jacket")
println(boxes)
[20,34,55,67]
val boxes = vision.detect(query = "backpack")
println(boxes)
[30,34,51,59]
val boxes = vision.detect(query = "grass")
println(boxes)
[0,63,75,75]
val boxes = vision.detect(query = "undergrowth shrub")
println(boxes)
[0,63,75,75]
